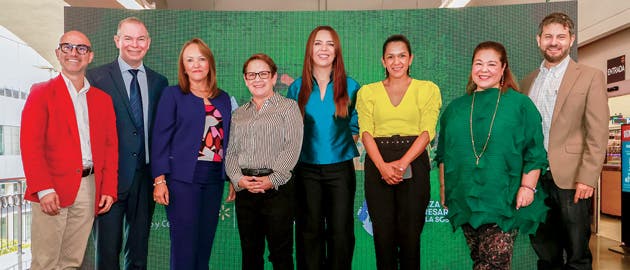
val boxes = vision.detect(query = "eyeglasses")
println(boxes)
[58,43,92,55]
[244,71,272,80]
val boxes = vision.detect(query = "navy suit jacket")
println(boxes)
[87,60,169,195]
[151,86,232,182]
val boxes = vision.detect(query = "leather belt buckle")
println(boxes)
[375,135,416,145]
[241,168,273,177]
[82,167,94,177]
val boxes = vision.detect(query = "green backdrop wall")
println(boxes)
[66,1,576,269]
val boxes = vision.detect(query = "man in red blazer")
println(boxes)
[20,30,118,269]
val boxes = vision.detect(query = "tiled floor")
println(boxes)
[591,234,630,270]
[592,215,630,270]
[598,214,622,241]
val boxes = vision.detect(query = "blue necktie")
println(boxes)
[129,69,146,164]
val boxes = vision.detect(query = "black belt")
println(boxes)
[241,168,273,177]
[82,167,94,177]
[374,135,417,145]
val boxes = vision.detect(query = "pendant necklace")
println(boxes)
[470,89,501,166]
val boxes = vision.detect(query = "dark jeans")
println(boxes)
[530,172,593,270]
[295,160,356,270]
[94,165,154,270]
[166,161,224,270]
[236,179,295,270]
[364,136,431,270]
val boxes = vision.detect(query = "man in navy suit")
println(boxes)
[86,17,168,270]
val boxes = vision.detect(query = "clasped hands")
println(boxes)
[378,160,408,185]
[238,175,273,193]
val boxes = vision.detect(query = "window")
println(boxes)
[0,88,29,100]
[0,126,20,155]
[0,126,3,155]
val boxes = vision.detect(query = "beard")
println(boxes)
[541,46,569,64]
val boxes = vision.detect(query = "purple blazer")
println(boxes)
[151,85,232,182]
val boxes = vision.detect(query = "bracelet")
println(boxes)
[520,185,537,193]
[153,180,166,186]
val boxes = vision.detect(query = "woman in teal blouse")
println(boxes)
[287,26,360,270]
[436,41,548,269]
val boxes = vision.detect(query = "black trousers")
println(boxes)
[295,160,356,270]
[530,172,593,270]
[235,180,295,270]
[364,136,430,270]
[94,164,155,270]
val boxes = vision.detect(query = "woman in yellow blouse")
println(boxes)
[357,34,441,270]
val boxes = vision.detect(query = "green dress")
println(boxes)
[435,88,548,234]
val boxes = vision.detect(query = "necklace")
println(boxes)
[191,88,212,99]
[469,89,501,166]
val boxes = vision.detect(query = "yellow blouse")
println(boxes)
[357,79,441,139]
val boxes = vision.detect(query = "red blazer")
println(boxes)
[21,75,118,215]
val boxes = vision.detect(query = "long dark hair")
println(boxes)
[297,26,349,118]
[382,34,412,77]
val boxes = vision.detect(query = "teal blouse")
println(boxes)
[287,77,360,165]
[435,88,548,234]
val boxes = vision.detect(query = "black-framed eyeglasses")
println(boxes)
[244,71,272,80]
[58,43,92,55]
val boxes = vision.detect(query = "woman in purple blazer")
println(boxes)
[151,38,232,270]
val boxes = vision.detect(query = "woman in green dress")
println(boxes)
[436,41,548,270]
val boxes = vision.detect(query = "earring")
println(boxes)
[500,75,505,87]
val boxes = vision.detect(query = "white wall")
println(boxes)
[0,26,56,179]
[578,27,630,117]
[575,0,630,46]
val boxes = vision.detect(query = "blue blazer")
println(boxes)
[87,60,168,194]
[151,86,232,182]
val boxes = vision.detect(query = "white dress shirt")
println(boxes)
[38,73,93,199]
[118,57,150,163]
[528,56,571,150]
